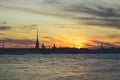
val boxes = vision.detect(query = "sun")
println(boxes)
[74,40,83,49]
[75,44,83,49]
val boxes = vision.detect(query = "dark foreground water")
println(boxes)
[0,54,120,80]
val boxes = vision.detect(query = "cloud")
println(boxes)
[0,5,42,15]
[42,0,62,4]
[108,35,120,38]
[0,21,7,24]
[0,26,11,30]
[67,6,120,17]
[84,43,96,47]
[20,24,37,30]
[0,38,35,45]
[62,4,120,29]
[83,39,120,48]
[42,36,63,42]
[0,33,5,35]
[115,42,120,44]
[41,1,120,29]
[56,24,80,30]
[0,1,66,17]
[91,40,116,47]
[91,34,120,40]
[0,0,120,29]
[3,21,7,24]
[40,40,50,43]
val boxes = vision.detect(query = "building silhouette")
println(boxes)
[52,44,56,49]
[35,28,39,49]
[42,43,45,49]
[2,44,4,48]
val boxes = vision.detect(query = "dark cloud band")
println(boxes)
[0,26,11,30]
[0,38,35,45]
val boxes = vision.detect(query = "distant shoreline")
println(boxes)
[0,48,120,55]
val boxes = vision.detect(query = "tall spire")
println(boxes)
[35,28,39,49]
[37,28,38,42]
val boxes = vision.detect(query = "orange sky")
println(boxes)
[0,0,120,48]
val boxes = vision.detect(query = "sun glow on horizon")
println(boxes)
[74,40,84,49]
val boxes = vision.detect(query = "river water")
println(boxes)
[0,54,120,80]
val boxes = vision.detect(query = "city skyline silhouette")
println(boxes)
[0,28,120,54]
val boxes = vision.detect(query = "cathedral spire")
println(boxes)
[37,28,38,42]
[35,28,39,49]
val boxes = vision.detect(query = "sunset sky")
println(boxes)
[0,0,120,48]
